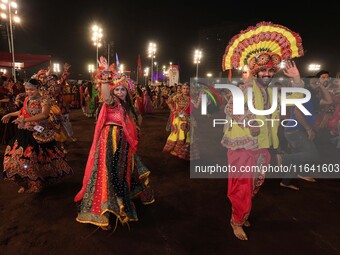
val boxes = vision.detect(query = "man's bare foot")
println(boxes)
[244,220,251,227]
[280,182,300,190]
[231,223,248,240]
[298,175,316,182]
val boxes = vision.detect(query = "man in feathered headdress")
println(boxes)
[221,21,305,240]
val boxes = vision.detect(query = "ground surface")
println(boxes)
[0,108,339,255]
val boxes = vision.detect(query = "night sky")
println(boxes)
[1,0,340,80]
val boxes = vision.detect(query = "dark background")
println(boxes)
[1,0,340,80]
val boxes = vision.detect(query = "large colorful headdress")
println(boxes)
[111,73,134,90]
[96,56,134,90]
[222,21,304,75]
[36,69,47,79]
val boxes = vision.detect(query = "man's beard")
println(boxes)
[257,76,273,87]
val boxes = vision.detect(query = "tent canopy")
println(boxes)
[0,52,51,68]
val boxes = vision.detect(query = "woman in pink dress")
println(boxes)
[134,86,145,115]
[143,85,154,113]
[74,57,154,229]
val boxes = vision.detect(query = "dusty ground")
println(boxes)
[0,109,339,255]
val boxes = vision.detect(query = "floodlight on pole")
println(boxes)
[88,64,95,73]
[53,63,60,73]
[194,49,202,80]
[147,42,156,85]
[88,64,95,79]
[308,64,321,72]
[0,0,21,82]
[91,24,103,65]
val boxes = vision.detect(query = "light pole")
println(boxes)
[162,65,166,83]
[147,42,156,85]
[194,49,202,80]
[154,61,158,83]
[206,72,212,85]
[0,0,20,82]
[91,25,103,65]
[144,67,149,85]
[169,61,173,86]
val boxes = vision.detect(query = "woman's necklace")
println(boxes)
[28,95,40,102]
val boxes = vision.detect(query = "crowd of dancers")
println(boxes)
[0,21,339,240]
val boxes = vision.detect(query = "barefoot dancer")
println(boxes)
[221,21,305,240]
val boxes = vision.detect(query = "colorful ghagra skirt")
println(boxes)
[76,125,154,227]
[163,116,201,160]
[3,129,73,189]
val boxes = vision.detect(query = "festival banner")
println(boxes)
[168,64,179,86]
